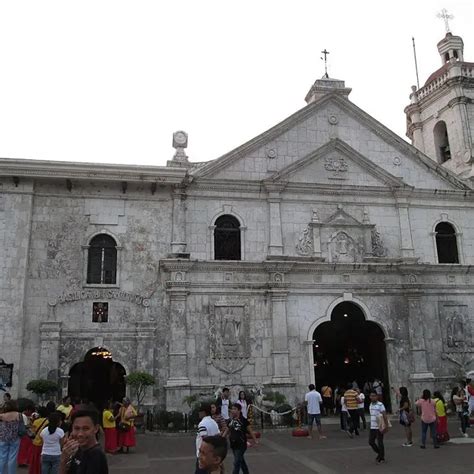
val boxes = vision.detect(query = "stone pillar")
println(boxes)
[407,297,434,391]
[135,322,156,407]
[396,199,415,259]
[39,322,62,381]
[269,289,293,384]
[170,185,187,255]
[165,287,190,410]
[268,193,283,256]
[448,97,473,163]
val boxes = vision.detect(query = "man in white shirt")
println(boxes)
[368,390,389,464]
[304,384,326,440]
[217,387,231,421]
[195,404,220,474]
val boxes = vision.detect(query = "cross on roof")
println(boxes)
[320,49,330,78]
[437,8,454,33]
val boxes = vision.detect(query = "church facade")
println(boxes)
[1,32,474,410]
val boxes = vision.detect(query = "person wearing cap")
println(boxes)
[195,404,220,474]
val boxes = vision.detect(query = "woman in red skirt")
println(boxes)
[17,406,34,466]
[433,391,450,443]
[117,398,137,453]
[28,407,49,474]
[102,401,119,454]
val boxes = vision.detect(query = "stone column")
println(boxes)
[407,297,434,391]
[268,193,283,257]
[165,286,190,410]
[39,322,62,381]
[269,289,293,384]
[135,322,156,407]
[448,97,473,163]
[396,198,415,259]
[170,185,187,255]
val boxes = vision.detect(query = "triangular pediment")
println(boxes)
[265,139,406,189]
[325,206,364,226]
[191,93,470,191]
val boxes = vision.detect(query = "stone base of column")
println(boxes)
[268,245,283,256]
[170,242,188,255]
[165,379,191,412]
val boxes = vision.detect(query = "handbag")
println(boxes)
[18,414,27,438]
[118,422,130,432]
[407,410,415,424]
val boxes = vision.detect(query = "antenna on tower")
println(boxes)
[412,37,420,90]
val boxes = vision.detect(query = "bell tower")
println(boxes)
[404,30,474,177]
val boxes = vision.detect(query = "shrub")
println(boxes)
[26,379,58,401]
[125,372,155,409]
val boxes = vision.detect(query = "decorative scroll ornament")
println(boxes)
[371,228,387,257]
[324,156,348,174]
[296,225,313,256]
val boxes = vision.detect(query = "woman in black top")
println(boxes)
[398,387,413,446]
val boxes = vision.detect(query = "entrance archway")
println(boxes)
[68,347,126,411]
[312,302,390,409]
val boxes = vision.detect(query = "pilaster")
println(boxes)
[395,197,415,259]
[39,321,62,381]
[170,185,188,255]
[268,282,293,385]
[406,296,434,383]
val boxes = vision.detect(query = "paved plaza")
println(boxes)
[106,422,473,474]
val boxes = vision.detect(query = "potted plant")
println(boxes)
[125,372,155,432]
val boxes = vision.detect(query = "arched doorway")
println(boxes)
[68,347,126,411]
[312,302,390,409]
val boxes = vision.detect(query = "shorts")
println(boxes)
[308,414,321,427]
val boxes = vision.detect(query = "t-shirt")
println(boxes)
[32,417,48,446]
[340,396,348,412]
[68,444,108,474]
[357,393,365,409]
[40,427,65,456]
[237,400,248,418]
[373,381,383,395]
[415,399,437,424]
[196,416,219,457]
[220,398,230,420]
[305,390,322,415]
[57,404,73,419]
[344,389,359,410]
[227,415,249,450]
[102,410,115,429]
[452,394,465,413]
[434,399,446,417]
[321,386,332,398]
[369,401,386,429]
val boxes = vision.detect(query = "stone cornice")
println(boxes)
[0,157,188,185]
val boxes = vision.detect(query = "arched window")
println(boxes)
[87,234,117,284]
[435,222,459,264]
[214,215,241,260]
[433,121,451,163]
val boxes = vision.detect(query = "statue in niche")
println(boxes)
[222,309,241,350]
[447,311,466,348]
[296,225,313,256]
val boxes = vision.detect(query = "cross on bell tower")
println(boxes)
[437,8,454,33]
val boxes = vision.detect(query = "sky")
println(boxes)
[0,0,472,166]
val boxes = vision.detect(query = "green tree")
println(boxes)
[26,379,59,403]
[125,372,155,410]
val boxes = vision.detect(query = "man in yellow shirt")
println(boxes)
[343,384,361,437]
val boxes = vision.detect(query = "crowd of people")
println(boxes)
[0,393,138,474]
[304,378,474,465]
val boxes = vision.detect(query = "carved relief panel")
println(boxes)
[438,302,473,353]
[209,301,250,374]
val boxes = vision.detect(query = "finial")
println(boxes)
[320,49,330,78]
[172,130,189,163]
[437,8,454,33]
